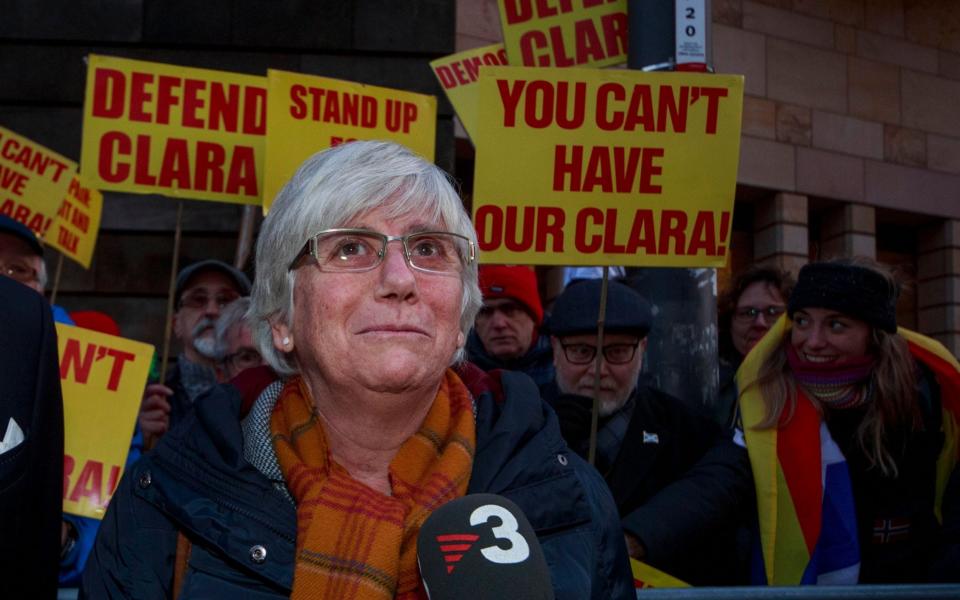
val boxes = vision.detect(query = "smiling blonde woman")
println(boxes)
[738,258,960,585]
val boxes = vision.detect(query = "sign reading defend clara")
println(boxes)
[473,66,744,268]
[81,55,266,205]
[498,0,627,68]
[263,70,436,213]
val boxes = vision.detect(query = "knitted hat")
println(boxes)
[70,310,121,337]
[0,214,43,256]
[175,259,251,306]
[478,265,543,325]
[788,262,898,333]
[544,279,652,339]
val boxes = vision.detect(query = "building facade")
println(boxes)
[457,0,960,355]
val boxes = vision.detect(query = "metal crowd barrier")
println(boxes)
[635,584,960,599]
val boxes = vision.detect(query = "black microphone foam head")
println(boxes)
[417,493,555,600]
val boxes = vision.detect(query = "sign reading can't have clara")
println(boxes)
[0,125,77,236]
[473,66,744,268]
[80,54,266,205]
[58,324,154,520]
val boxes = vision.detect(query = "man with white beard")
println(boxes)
[542,279,753,586]
[138,260,250,447]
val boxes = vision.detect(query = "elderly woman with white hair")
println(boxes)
[83,141,632,599]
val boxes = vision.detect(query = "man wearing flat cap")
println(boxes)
[543,279,753,586]
[138,259,251,446]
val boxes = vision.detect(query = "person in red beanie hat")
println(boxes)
[466,265,555,390]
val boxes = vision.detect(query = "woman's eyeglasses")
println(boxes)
[289,229,476,275]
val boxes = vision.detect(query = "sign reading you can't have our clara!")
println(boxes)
[81,54,266,205]
[0,125,77,236]
[473,66,744,268]
[58,324,153,520]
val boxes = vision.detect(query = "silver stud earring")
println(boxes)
[282,337,290,346]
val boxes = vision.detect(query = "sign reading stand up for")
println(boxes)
[263,69,437,213]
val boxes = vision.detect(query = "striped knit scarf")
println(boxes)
[786,344,875,409]
[270,371,476,600]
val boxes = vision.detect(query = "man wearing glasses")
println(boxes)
[0,214,46,294]
[213,296,264,382]
[138,260,250,447]
[544,279,752,586]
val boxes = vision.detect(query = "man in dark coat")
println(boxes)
[543,278,753,585]
[0,275,65,598]
[138,260,250,446]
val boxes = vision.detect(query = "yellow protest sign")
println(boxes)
[0,125,77,236]
[473,66,744,267]
[263,69,437,212]
[58,323,154,519]
[498,0,627,68]
[431,44,509,142]
[80,54,266,205]
[44,176,103,268]
[631,558,690,589]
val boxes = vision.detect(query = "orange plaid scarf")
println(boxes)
[270,370,476,600]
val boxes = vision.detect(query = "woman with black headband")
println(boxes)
[736,258,960,585]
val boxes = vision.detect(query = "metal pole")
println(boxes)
[234,205,257,270]
[49,253,64,305]
[158,200,184,384]
[625,0,719,413]
[587,266,610,466]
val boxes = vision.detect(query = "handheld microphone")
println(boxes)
[417,493,555,599]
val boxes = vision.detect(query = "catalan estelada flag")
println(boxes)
[737,318,960,585]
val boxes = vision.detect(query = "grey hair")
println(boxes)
[250,140,482,376]
[214,297,251,361]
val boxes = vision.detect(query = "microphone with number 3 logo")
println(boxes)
[417,494,555,599]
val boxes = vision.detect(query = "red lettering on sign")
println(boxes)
[698,86,728,134]
[385,100,418,133]
[435,49,509,90]
[57,225,79,253]
[91,68,125,118]
[0,165,28,197]
[474,204,566,253]
[0,138,70,182]
[99,131,131,183]
[575,207,602,253]
[658,210,687,255]
[64,459,122,508]
[553,145,663,193]
[60,338,95,384]
[0,199,51,235]
[504,0,580,25]
[60,339,138,390]
[182,78,207,129]
[105,348,136,392]
[96,132,257,196]
[476,206,729,258]
[88,68,266,134]
[63,454,75,498]
[518,13,626,67]
[288,86,379,128]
